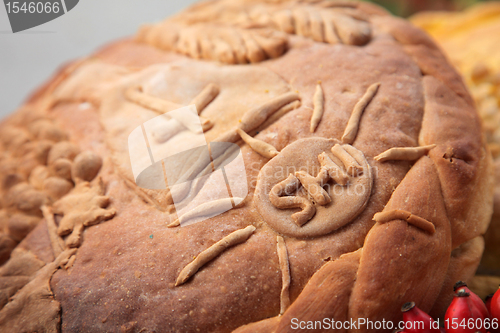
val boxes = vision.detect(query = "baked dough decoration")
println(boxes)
[52,179,116,249]
[258,83,379,235]
[0,110,114,329]
[136,0,374,64]
[262,140,373,236]
[0,248,76,332]
[87,61,302,214]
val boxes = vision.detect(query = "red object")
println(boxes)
[455,281,490,320]
[486,293,494,317]
[445,290,487,333]
[491,286,500,332]
[401,302,440,333]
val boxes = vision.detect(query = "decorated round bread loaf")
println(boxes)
[0,0,494,332]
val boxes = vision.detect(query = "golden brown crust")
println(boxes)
[429,236,485,319]
[372,15,474,107]
[409,2,500,276]
[277,250,361,333]
[419,75,493,248]
[348,156,451,326]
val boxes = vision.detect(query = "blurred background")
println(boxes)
[0,0,198,118]
[369,0,492,17]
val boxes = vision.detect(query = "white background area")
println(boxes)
[0,0,198,119]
